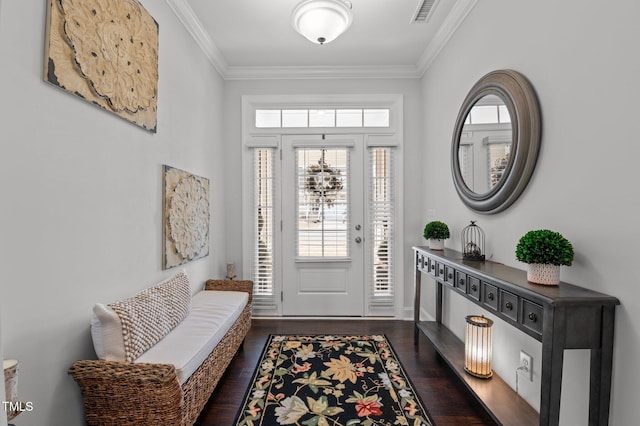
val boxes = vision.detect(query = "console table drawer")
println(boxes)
[444,266,456,286]
[482,282,499,311]
[455,270,467,293]
[436,262,445,279]
[521,300,543,336]
[427,257,436,275]
[467,276,481,301]
[500,290,518,321]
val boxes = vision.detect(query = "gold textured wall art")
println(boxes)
[44,0,159,132]
[163,166,210,269]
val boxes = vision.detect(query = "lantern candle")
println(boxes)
[464,315,493,379]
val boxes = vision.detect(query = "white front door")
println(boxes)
[281,135,364,316]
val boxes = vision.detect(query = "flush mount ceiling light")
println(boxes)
[292,0,353,45]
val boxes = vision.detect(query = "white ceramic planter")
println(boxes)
[527,263,560,285]
[429,238,444,250]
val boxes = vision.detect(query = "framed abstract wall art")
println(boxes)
[162,165,210,269]
[44,0,159,132]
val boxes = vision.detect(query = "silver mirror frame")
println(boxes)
[451,69,541,214]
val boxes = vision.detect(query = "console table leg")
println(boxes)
[414,266,421,344]
[541,307,565,426]
[436,282,443,324]
[589,306,615,426]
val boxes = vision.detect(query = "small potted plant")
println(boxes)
[423,220,450,250]
[515,229,574,285]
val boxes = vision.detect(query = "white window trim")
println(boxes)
[241,94,404,318]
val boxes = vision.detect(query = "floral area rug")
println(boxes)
[234,334,434,426]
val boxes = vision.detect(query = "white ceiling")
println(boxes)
[166,0,477,79]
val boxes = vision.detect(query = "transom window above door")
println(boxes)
[255,108,390,128]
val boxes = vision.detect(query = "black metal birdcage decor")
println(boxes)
[462,221,485,261]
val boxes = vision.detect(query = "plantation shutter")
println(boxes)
[483,135,511,190]
[459,143,473,188]
[252,148,276,310]
[368,147,395,315]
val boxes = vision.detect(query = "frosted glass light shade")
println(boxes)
[292,0,353,45]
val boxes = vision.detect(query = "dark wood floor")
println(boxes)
[195,319,497,426]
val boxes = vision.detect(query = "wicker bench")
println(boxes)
[69,279,252,426]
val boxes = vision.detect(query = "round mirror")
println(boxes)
[452,70,541,214]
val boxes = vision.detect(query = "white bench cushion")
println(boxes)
[134,289,249,385]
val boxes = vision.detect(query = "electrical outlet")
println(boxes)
[519,350,533,381]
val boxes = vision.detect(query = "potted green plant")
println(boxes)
[515,229,574,285]
[423,220,450,250]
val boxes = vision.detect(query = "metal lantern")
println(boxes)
[462,220,485,261]
[464,315,493,379]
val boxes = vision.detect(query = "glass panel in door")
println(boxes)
[296,148,349,258]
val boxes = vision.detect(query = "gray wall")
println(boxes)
[420,0,639,424]
[0,1,226,424]
[0,314,6,426]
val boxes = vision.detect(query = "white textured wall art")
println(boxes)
[163,165,210,269]
[44,0,159,132]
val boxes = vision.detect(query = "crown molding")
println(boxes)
[224,64,421,80]
[416,0,478,76]
[165,0,477,81]
[164,0,228,76]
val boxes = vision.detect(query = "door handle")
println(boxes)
[355,237,362,243]
[355,224,361,230]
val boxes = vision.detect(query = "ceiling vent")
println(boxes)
[412,0,439,23]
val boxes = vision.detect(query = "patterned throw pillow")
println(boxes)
[108,270,191,362]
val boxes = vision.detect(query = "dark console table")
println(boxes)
[413,246,619,426]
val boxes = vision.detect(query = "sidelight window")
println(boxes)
[252,148,275,308]
[369,147,394,310]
